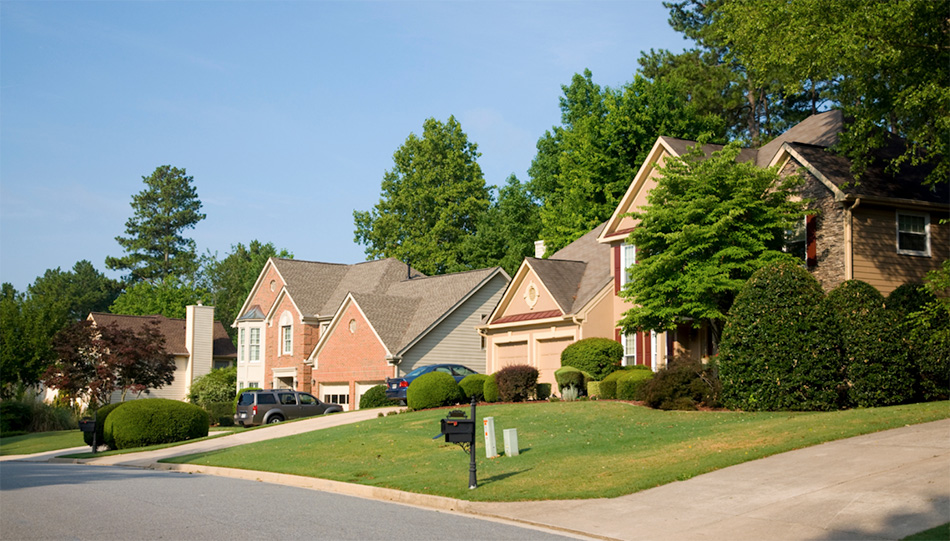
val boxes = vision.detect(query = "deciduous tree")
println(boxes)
[618,141,805,344]
[353,116,490,274]
[106,165,206,282]
[110,276,211,320]
[461,175,540,277]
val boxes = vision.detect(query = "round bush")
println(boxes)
[886,283,935,317]
[560,338,623,381]
[459,374,489,402]
[188,366,237,406]
[719,260,844,411]
[495,364,539,402]
[84,402,124,448]
[616,369,655,400]
[0,401,31,435]
[536,383,552,400]
[406,372,463,410]
[599,367,647,399]
[483,375,500,403]
[639,358,718,410]
[554,366,589,394]
[359,385,398,409]
[104,399,209,450]
[824,280,914,407]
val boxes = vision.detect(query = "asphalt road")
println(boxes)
[0,462,577,541]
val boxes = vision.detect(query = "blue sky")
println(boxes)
[1,1,687,291]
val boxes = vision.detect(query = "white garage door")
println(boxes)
[356,381,384,410]
[320,383,351,411]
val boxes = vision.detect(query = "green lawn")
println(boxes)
[166,400,950,501]
[0,430,86,456]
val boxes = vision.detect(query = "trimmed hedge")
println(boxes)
[824,280,913,407]
[203,401,235,427]
[554,366,590,394]
[406,372,463,410]
[885,283,935,317]
[104,399,209,450]
[459,374,489,402]
[888,281,948,402]
[483,375,500,403]
[359,385,399,409]
[639,358,719,410]
[536,383,552,400]
[616,369,655,401]
[83,402,125,448]
[719,260,844,411]
[587,381,601,398]
[560,338,623,380]
[495,365,539,402]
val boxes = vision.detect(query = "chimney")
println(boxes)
[534,240,546,258]
[185,305,215,397]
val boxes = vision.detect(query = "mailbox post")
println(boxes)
[434,396,478,489]
[78,411,97,453]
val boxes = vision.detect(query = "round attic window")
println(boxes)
[349,319,357,333]
[270,280,276,292]
[524,282,539,309]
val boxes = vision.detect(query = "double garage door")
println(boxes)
[320,382,385,411]
[495,337,574,386]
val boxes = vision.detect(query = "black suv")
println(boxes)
[234,390,343,427]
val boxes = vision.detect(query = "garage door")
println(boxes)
[355,382,384,410]
[537,337,574,387]
[320,383,351,411]
[495,341,528,370]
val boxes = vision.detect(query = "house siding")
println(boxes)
[398,273,506,376]
[852,205,949,296]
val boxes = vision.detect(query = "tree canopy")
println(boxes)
[353,116,490,275]
[529,70,724,253]
[461,175,540,277]
[106,165,206,282]
[618,141,805,343]
[110,276,212,320]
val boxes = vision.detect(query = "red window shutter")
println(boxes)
[613,244,622,293]
[806,215,817,267]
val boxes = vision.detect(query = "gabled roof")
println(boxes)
[758,110,842,167]
[311,267,508,359]
[88,312,237,358]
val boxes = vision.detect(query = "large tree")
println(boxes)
[705,0,949,184]
[110,276,212,320]
[0,262,120,397]
[461,175,541,278]
[44,319,175,405]
[106,165,206,282]
[203,241,292,341]
[529,70,724,253]
[618,141,805,345]
[353,116,490,275]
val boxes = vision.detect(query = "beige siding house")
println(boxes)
[88,305,236,402]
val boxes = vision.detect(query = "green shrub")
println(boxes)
[587,381,601,398]
[616,369,655,400]
[554,366,590,394]
[560,338,623,380]
[885,283,935,317]
[84,402,124,448]
[406,372,463,410]
[483,375,500,403]
[599,367,646,399]
[494,365,539,402]
[536,383,552,400]
[0,401,31,435]
[104,399,209,449]
[359,385,398,409]
[459,374,489,402]
[824,280,914,407]
[202,401,235,427]
[188,366,237,407]
[719,260,845,411]
[234,387,262,412]
[639,358,719,410]
[888,279,948,402]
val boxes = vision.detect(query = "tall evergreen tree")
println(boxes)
[106,165,206,282]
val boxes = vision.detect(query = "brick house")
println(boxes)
[234,257,508,409]
[88,305,236,402]
[481,111,948,384]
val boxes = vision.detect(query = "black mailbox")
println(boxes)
[440,418,475,443]
[78,419,96,433]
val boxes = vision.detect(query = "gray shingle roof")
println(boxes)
[529,222,611,315]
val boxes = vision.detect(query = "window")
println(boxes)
[248,381,259,389]
[239,328,245,363]
[282,325,292,355]
[897,212,930,256]
[249,328,261,362]
[783,217,807,261]
[620,243,636,287]
[622,332,637,366]
[324,393,349,405]
[299,393,317,406]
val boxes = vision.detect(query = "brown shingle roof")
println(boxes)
[87,312,237,358]
[535,221,612,314]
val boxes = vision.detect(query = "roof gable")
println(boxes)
[88,312,236,358]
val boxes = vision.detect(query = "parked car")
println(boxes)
[385,364,479,402]
[234,390,343,427]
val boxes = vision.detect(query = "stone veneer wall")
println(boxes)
[783,161,846,292]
